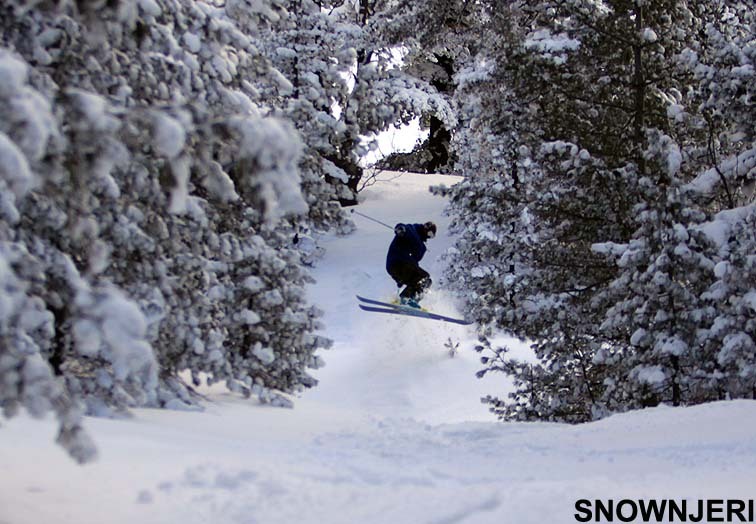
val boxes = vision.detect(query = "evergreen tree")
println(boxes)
[701,212,756,400]
[263,0,452,203]
[591,133,720,411]
[441,0,753,420]
[375,0,481,172]
[680,0,756,401]
[0,0,331,460]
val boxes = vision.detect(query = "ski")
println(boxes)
[356,296,473,325]
[358,304,473,326]
[357,294,436,312]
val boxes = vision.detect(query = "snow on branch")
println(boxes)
[683,148,756,195]
[524,29,581,65]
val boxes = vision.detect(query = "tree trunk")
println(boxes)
[632,5,647,177]
[425,53,456,172]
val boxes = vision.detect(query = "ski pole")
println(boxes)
[350,209,394,231]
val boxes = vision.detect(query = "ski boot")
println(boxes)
[400,296,422,309]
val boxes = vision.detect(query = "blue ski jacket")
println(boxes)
[386,223,427,271]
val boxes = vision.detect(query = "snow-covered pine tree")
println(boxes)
[261,0,453,206]
[681,0,755,211]
[0,0,331,459]
[591,132,720,411]
[700,212,756,400]
[0,45,141,463]
[384,0,514,175]
[588,1,754,409]
[434,0,624,421]
[677,1,756,401]
[257,0,362,216]
[374,0,482,173]
[440,0,746,420]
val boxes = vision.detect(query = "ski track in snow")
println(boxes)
[2,172,756,524]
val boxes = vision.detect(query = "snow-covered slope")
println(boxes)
[2,172,756,524]
[307,171,518,425]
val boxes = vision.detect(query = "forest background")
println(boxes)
[0,0,753,465]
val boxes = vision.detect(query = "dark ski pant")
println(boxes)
[387,261,431,301]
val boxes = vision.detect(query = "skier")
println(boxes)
[385,221,437,308]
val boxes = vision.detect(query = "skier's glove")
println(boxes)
[394,224,406,236]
